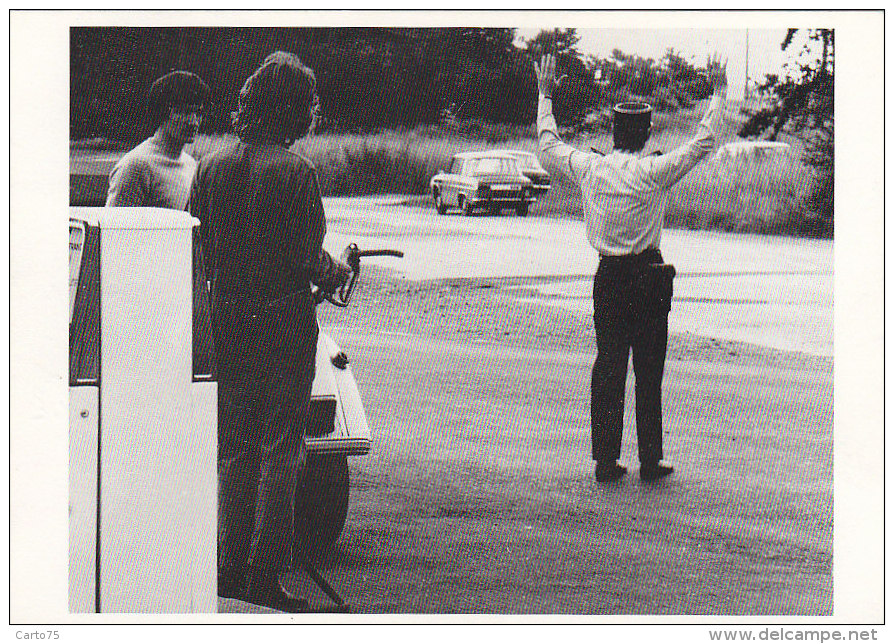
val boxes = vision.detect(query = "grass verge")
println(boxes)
[72,109,820,237]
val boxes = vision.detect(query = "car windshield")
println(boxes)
[470,158,518,175]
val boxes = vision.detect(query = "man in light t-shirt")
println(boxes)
[106,71,210,210]
[535,53,727,482]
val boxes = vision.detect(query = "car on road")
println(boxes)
[430,151,534,217]
[497,150,551,195]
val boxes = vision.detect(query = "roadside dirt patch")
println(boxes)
[320,266,832,372]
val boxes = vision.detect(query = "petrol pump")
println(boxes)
[70,207,395,613]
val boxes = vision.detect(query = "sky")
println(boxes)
[515,28,793,97]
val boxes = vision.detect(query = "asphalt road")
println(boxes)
[320,196,833,356]
[222,197,833,615]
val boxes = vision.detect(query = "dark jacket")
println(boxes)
[190,141,349,454]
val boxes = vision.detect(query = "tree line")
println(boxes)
[70,26,719,140]
[70,26,832,234]
[739,28,834,235]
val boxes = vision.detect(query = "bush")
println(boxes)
[650,87,682,113]
[421,119,536,143]
[298,130,485,196]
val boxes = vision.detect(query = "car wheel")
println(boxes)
[435,192,448,215]
[462,197,475,217]
[294,453,350,556]
[516,202,528,217]
[489,203,501,217]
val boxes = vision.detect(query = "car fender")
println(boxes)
[307,331,371,456]
[518,177,536,202]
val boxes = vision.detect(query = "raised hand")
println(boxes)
[707,52,728,93]
[534,54,567,99]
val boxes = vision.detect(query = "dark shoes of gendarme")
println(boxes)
[640,461,674,481]
[595,462,627,482]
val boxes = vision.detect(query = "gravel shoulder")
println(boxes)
[322,266,832,371]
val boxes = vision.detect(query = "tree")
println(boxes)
[739,29,834,236]
[71,27,538,138]
[523,28,581,60]
[524,28,598,127]
[659,49,711,103]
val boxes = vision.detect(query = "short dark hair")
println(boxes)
[147,71,210,130]
[613,102,652,153]
[233,51,317,147]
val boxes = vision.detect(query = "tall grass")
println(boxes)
[145,109,821,237]
[301,130,474,196]
[190,127,535,197]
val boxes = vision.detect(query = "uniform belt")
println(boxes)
[599,248,662,264]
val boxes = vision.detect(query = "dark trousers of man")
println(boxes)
[591,248,673,467]
[218,412,308,594]
[215,294,317,597]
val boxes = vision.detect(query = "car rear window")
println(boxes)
[69,220,100,385]
[475,158,517,175]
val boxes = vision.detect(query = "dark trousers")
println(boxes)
[215,294,316,590]
[591,248,673,466]
[218,424,307,589]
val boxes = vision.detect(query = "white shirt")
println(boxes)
[537,93,725,256]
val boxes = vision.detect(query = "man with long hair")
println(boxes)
[190,51,351,612]
[534,53,727,483]
[106,70,209,209]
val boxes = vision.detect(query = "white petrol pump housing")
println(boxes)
[69,207,217,613]
[69,207,371,613]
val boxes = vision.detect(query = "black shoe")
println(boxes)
[218,567,246,600]
[247,571,309,613]
[595,462,627,482]
[640,461,674,481]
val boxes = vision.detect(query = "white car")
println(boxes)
[430,151,535,216]
[497,150,551,195]
[69,207,371,612]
